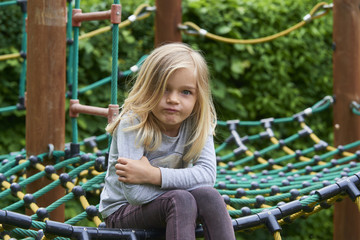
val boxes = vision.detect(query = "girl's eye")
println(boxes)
[182,90,192,95]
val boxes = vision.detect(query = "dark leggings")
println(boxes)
[104,187,235,240]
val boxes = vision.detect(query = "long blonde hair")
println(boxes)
[106,43,216,163]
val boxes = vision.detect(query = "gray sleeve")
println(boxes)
[159,135,216,190]
[114,117,166,205]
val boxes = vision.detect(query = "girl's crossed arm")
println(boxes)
[116,134,216,191]
[115,156,161,186]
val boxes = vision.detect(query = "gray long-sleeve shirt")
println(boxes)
[99,115,216,219]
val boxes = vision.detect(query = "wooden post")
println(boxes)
[26,0,66,221]
[154,0,182,47]
[333,0,360,239]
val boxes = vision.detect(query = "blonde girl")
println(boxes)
[100,43,235,240]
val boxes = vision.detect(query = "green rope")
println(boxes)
[4,161,30,177]
[0,105,17,113]
[71,23,80,143]
[77,55,148,95]
[79,76,111,94]
[18,11,27,99]
[110,0,120,105]
[66,0,74,89]
[0,1,16,7]
[9,228,38,239]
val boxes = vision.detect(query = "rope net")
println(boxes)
[1,1,360,240]
[1,96,360,240]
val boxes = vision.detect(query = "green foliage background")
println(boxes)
[0,0,334,239]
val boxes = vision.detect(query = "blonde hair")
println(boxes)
[106,43,216,163]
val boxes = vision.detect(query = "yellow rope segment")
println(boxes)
[355,196,360,213]
[29,202,40,214]
[274,231,282,240]
[3,234,11,240]
[79,195,90,209]
[226,204,236,211]
[2,180,11,189]
[93,216,102,227]
[181,2,330,44]
[0,52,21,61]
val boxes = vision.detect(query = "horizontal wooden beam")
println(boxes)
[72,4,121,27]
[69,100,119,123]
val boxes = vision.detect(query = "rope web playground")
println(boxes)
[2,1,360,240]
[2,96,360,240]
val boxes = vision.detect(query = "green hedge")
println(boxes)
[0,0,334,238]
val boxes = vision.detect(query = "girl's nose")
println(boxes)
[166,92,179,104]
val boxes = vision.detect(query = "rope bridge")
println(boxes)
[1,96,360,240]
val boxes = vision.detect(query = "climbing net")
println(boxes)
[2,96,360,240]
[2,1,360,240]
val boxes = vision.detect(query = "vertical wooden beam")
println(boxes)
[154,0,182,47]
[333,0,360,239]
[26,0,66,221]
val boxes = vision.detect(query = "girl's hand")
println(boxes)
[115,156,161,186]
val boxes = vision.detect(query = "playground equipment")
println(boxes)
[1,0,360,239]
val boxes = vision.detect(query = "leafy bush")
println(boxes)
[0,0,334,238]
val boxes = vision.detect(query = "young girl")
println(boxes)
[99,43,235,240]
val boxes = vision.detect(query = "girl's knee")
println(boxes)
[191,187,222,201]
[163,190,197,215]
[171,190,197,207]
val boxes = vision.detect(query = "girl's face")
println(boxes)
[152,67,197,137]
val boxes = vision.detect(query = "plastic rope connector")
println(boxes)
[10,183,22,197]
[314,140,328,151]
[84,136,97,148]
[59,173,72,187]
[128,14,137,22]
[110,4,121,24]
[95,156,106,172]
[293,112,306,122]
[70,143,80,157]
[304,107,313,115]
[23,194,36,208]
[72,186,85,198]
[199,29,207,36]
[36,208,49,221]
[261,118,274,128]
[233,146,247,156]
[16,96,26,110]
[130,65,139,72]
[257,209,282,234]
[86,205,99,219]
[336,176,360,201]
[298,125,313,137]
[303,13,312,23]
[44,165,56,179]
[0,174,6,184]
[227,120,239,131]
[28,155,40,167]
